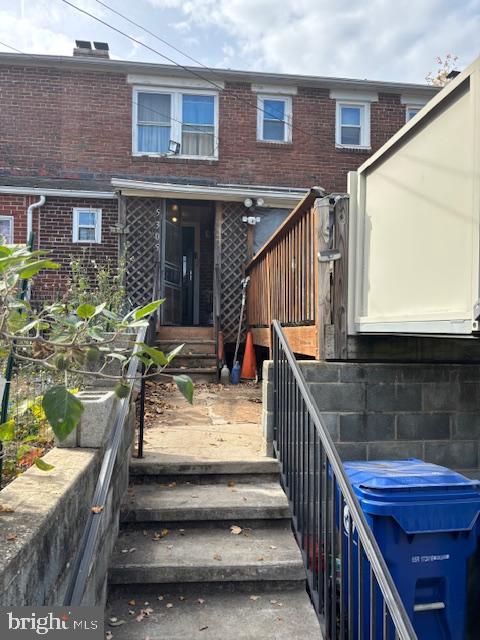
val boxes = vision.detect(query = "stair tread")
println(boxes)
[163,366,218,373]
[121,480,290,522]
[156,339,216,345]
[130,454,280,476]
[105,586,321,639]
[109,522,305,584]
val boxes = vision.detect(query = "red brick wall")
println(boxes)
[0,64,410,193]
[0,194,118,301]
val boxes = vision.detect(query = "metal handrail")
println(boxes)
[63,313,155,606]
[272,320,417,640]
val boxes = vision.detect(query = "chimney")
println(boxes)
[73,40,110,59]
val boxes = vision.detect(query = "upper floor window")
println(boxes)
[257,95,292,142]
[406,105,421,122]
[73,208,102,244]
[133,88,218,159]
[335,102,371,148]
[0,215,13,244]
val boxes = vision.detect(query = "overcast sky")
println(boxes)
[1,0,479,84]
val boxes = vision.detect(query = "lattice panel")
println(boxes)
[220,202,248,343]
[125,198,161,307]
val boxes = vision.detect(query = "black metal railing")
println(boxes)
[63,311,157,606]
[272,320,417,640]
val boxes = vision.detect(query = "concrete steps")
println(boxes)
[106,584,321,640]
[121,480,291,522]
[110,522,306,585]
[106,457,321,638]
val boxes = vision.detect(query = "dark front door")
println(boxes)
[161,201,182,325]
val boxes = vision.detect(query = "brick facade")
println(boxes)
[0,63,425,193]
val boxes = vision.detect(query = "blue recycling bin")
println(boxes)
[340,459,480,640]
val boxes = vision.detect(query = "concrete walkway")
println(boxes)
[140,381,266,460]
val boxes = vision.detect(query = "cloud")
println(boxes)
[146,0,480,82]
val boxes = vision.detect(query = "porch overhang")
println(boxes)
[111,178,312,208]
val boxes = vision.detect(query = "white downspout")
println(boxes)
[27,195,45,242]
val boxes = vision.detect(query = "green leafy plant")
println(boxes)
[0,245,193,472]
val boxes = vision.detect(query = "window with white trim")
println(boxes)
[133,88,218,158]
[406,105,421,122]
[257,95,292,142]
[335,102,371,148]
[0,215,13,244]
[73,208,102,244]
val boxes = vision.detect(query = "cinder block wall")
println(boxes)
[263,361,480,470]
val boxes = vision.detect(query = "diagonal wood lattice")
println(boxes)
[124,197,161,307]
[220,202,248,343]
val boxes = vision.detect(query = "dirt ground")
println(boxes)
[139,381,266,460]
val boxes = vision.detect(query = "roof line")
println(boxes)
[0,51,438,95]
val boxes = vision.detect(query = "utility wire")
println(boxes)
[61,0,318,144]
[0,40,23,54]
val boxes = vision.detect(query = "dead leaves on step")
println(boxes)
[152,528,169,541]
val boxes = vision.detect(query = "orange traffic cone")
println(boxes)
[240,330,257,381]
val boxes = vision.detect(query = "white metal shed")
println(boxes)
[348,56,480,336]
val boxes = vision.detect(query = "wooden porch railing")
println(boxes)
[245,189,349,359]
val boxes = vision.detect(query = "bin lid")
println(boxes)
[343,459,480,533]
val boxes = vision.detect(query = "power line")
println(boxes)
[0,40,23,54]
[61,0,318,144]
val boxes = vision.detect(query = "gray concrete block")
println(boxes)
[458,384,480,411]
[452,414,480,439]
[422,383,460,411]
[299,362,340,383]
[367,441,423,460]
[367,384,421,412]
[339,413,395,442]
[397,414,450,440]
[335,442,367,461]
[319,413,339,440]
[339,364,400,383]
[309,383,365,412]
[77,389,118,448]
[424,441,479,469]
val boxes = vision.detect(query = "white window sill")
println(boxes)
[73,240,102,244]
[335,143,371,151]
[132,152,218,161]
[256,138,292,144]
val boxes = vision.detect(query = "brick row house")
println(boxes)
[0,43,437,366]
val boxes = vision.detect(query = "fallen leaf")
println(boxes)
[249,595,260,601]
[168,482,177,488]
[179,596,185,601]
[213,553,222,561]
[128,600,136,606]
[6,533,17,542]
[269,545,278,550]
[167,544,173,550]
[105,632,113,640]
[227,480,236,487]
[157,596,164,601]
[109,620,126,627]
[128,610,135,616]
[91,505,104,514]
[197,599,205,605]
[152,528,169,541]
[109,618,118,623]
[230,525,242,535]
[129,548,136,553]
[257,556,264,561]
[199,626,209,631]
[166,603,173,609]
[0,504,14,513]
[135,613,144,622]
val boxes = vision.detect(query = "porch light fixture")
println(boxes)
[256,197,265,207]
[242,215,261,226]
[168,140,181,154]
[243,198,253,208]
